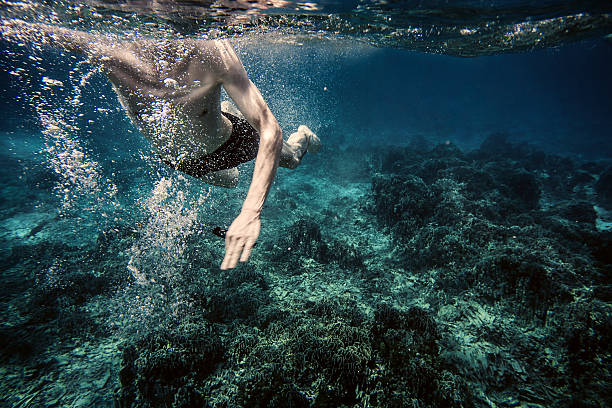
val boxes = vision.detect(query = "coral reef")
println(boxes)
[118,321,224,408]
[370,134,612,407]
[595,166,612,209]
[116,297,469,407]
[1,134,610,407]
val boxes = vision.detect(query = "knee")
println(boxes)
[287,152,302,169]
[280,150,301,170]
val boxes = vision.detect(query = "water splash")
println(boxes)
[127,176,210,286]
[32,64,118,210]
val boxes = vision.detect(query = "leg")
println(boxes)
[279,140,304,169]
[199,167,239,188]
[279,125,321,169]
[219,100,318,170]
[221,100,244,119]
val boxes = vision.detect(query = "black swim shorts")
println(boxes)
[163,112,259,177]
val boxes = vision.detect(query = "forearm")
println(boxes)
[1,19,98,56]
[241,122,283,214]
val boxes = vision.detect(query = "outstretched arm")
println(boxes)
[214,40,283,270]
[1,19,113,60]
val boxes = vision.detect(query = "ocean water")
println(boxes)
[1,1,611,407]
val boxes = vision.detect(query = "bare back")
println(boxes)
[101,39,234,161]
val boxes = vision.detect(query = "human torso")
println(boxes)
[102,39,232,162]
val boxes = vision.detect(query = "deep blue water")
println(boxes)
[246,39,612,158]
[2,37,611,161]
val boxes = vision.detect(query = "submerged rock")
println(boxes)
[370,140,611,406]
[595,166,612,209]
[270,217,365,273]
[492,167,541,210]
[118,321,224,407]
[231,300,470,408]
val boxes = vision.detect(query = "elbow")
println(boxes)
[272,122,283,152]
[260,120,283,154]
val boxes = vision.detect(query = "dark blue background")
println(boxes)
[1,36,611,160]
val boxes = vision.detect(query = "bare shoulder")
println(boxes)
[193,39,243,73]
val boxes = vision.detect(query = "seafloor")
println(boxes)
[1,131,611,407]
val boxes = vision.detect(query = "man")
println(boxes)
[1,20,320,269]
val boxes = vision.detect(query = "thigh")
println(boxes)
[200,167,239,188]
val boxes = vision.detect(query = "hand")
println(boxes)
[221,209,260,269]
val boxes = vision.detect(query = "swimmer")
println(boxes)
[1,19,321,269]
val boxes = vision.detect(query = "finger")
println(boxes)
[221,251,230,269]
[221,252,230,269]
[221,232,239,268]
[227,238,245,269]
[225,234,231,252]
[240,238,256,262]
[221,237,232,269]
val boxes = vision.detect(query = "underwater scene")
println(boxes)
[1,1,611,407]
